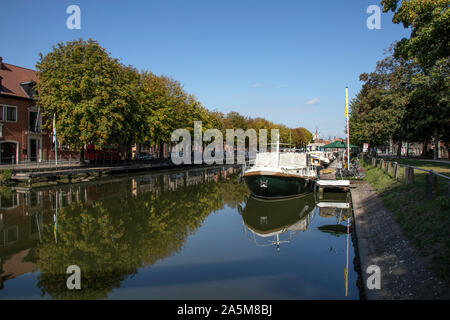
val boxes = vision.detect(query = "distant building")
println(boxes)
[387,140,449,159]
[0,58,80,164]
[309,129,334,151]
[0,57,51,163]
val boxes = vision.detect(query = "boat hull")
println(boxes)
[243,172,313,198]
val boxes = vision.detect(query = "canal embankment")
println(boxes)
[0,161,233,189]
[351,157,450,299]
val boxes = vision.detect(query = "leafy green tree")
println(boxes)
[381,0,449,69]
[293,127,313,148]
[381,0,450,158]
[35,39,142,160]
[407,57,450,157]
[349,52,413,151]
[140,72,216,156]
[223,112,248,130]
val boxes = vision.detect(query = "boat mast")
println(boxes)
[276,131,280,167]
[289,130,291,150]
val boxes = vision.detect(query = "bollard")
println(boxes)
[425,173,433,199]
[403,167,408,184]
[405,167,414,184]
[432,174,439,197]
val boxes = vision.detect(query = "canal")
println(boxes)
[0,165,359,299]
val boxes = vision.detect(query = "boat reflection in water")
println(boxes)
[239,190,355,297]
[239,193,316,251]
[315,192,352,236]
[239,191,352,250]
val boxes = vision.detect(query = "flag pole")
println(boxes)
[345,87,350,169]
[53,113,57,166]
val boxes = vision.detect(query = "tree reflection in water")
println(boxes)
[33,166,248,299]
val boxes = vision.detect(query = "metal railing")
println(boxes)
[0,154,177,174]
[0,156,80,170]
[364,155,450,199]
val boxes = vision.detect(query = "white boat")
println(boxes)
[243,140,317,198]
[308,151,333,167]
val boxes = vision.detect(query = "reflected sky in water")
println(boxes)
[0,165,358,299]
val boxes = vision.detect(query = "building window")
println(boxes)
[6,106,17,122]
[6,226,19,244]
[0,105,3,121]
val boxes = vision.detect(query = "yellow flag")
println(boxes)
[344,87,348,118]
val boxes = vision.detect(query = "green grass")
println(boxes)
[360,159,450,282]
[385,158,450,176]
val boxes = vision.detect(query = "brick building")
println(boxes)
[0,57,52,164]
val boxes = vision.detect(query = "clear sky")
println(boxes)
[0,0,410,139]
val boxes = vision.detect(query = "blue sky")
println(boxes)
[0,0,410,139]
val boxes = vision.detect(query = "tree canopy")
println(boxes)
[35,38,313,155]
[36,39,143,151]
[381,0,449,70]
[349,1,449,158]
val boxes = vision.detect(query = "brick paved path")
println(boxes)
[351,182,450,299]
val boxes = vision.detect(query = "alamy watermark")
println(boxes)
[171,121,280,165]
[66,5,81,30]
[366,265,381,289]
[66,265,81,290]
[366,5,381,30]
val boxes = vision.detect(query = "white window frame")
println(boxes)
[0,104,18,122]
[28,106,42,131]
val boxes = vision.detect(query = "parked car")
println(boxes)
[135,152,154,161]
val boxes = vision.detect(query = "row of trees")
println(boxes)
[349,0,449,159]
[211,111,313,148]
[35,39,312,159]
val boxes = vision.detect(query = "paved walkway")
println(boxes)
[319,158,337,180]
[415,159,450,164]
[351,182,450,299]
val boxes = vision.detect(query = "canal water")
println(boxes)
[0,165,359,299]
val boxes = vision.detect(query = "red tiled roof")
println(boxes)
[0,62,37,99]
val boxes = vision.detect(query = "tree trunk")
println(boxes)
[159,142,164,160]
[434,128,439,160]
[422,139,428,158]
[397,141,402,159]
[79,147,85,164]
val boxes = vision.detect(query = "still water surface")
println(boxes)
[0,165,359,299]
